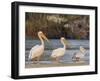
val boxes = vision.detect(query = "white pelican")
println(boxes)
[72,46,86,62]
[28,31,49,63]
[51,37,70,63]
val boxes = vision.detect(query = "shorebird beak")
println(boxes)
[42,33,49,42]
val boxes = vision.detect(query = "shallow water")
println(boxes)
[25,39,89,66]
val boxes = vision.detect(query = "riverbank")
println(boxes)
[25,61,89,68]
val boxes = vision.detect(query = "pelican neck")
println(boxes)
[38,34,44,45]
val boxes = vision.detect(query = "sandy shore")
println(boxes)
[25,62,89,68]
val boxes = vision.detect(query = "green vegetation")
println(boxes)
[25,12,89,39]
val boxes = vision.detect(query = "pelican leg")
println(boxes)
[51,57,55,64]
[53,58,57,63]
[57,57,61,63]
[36,56,41,64]
[76,57,80,62]
[52,57,60,64]
[32,58,35,64]
[55,57,60,63]
[32,57,37,64]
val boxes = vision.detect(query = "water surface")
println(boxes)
[25,39,89,68]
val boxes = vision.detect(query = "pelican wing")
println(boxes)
[51,48,65,58]
[28,45,40,59]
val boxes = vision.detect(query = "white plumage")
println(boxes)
[72,46,86,62]
[51,48,65,58]
[51,37,69,63]
[28,31,49,63]
[28,45,44,59]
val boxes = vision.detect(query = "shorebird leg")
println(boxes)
[76,57,80,62]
